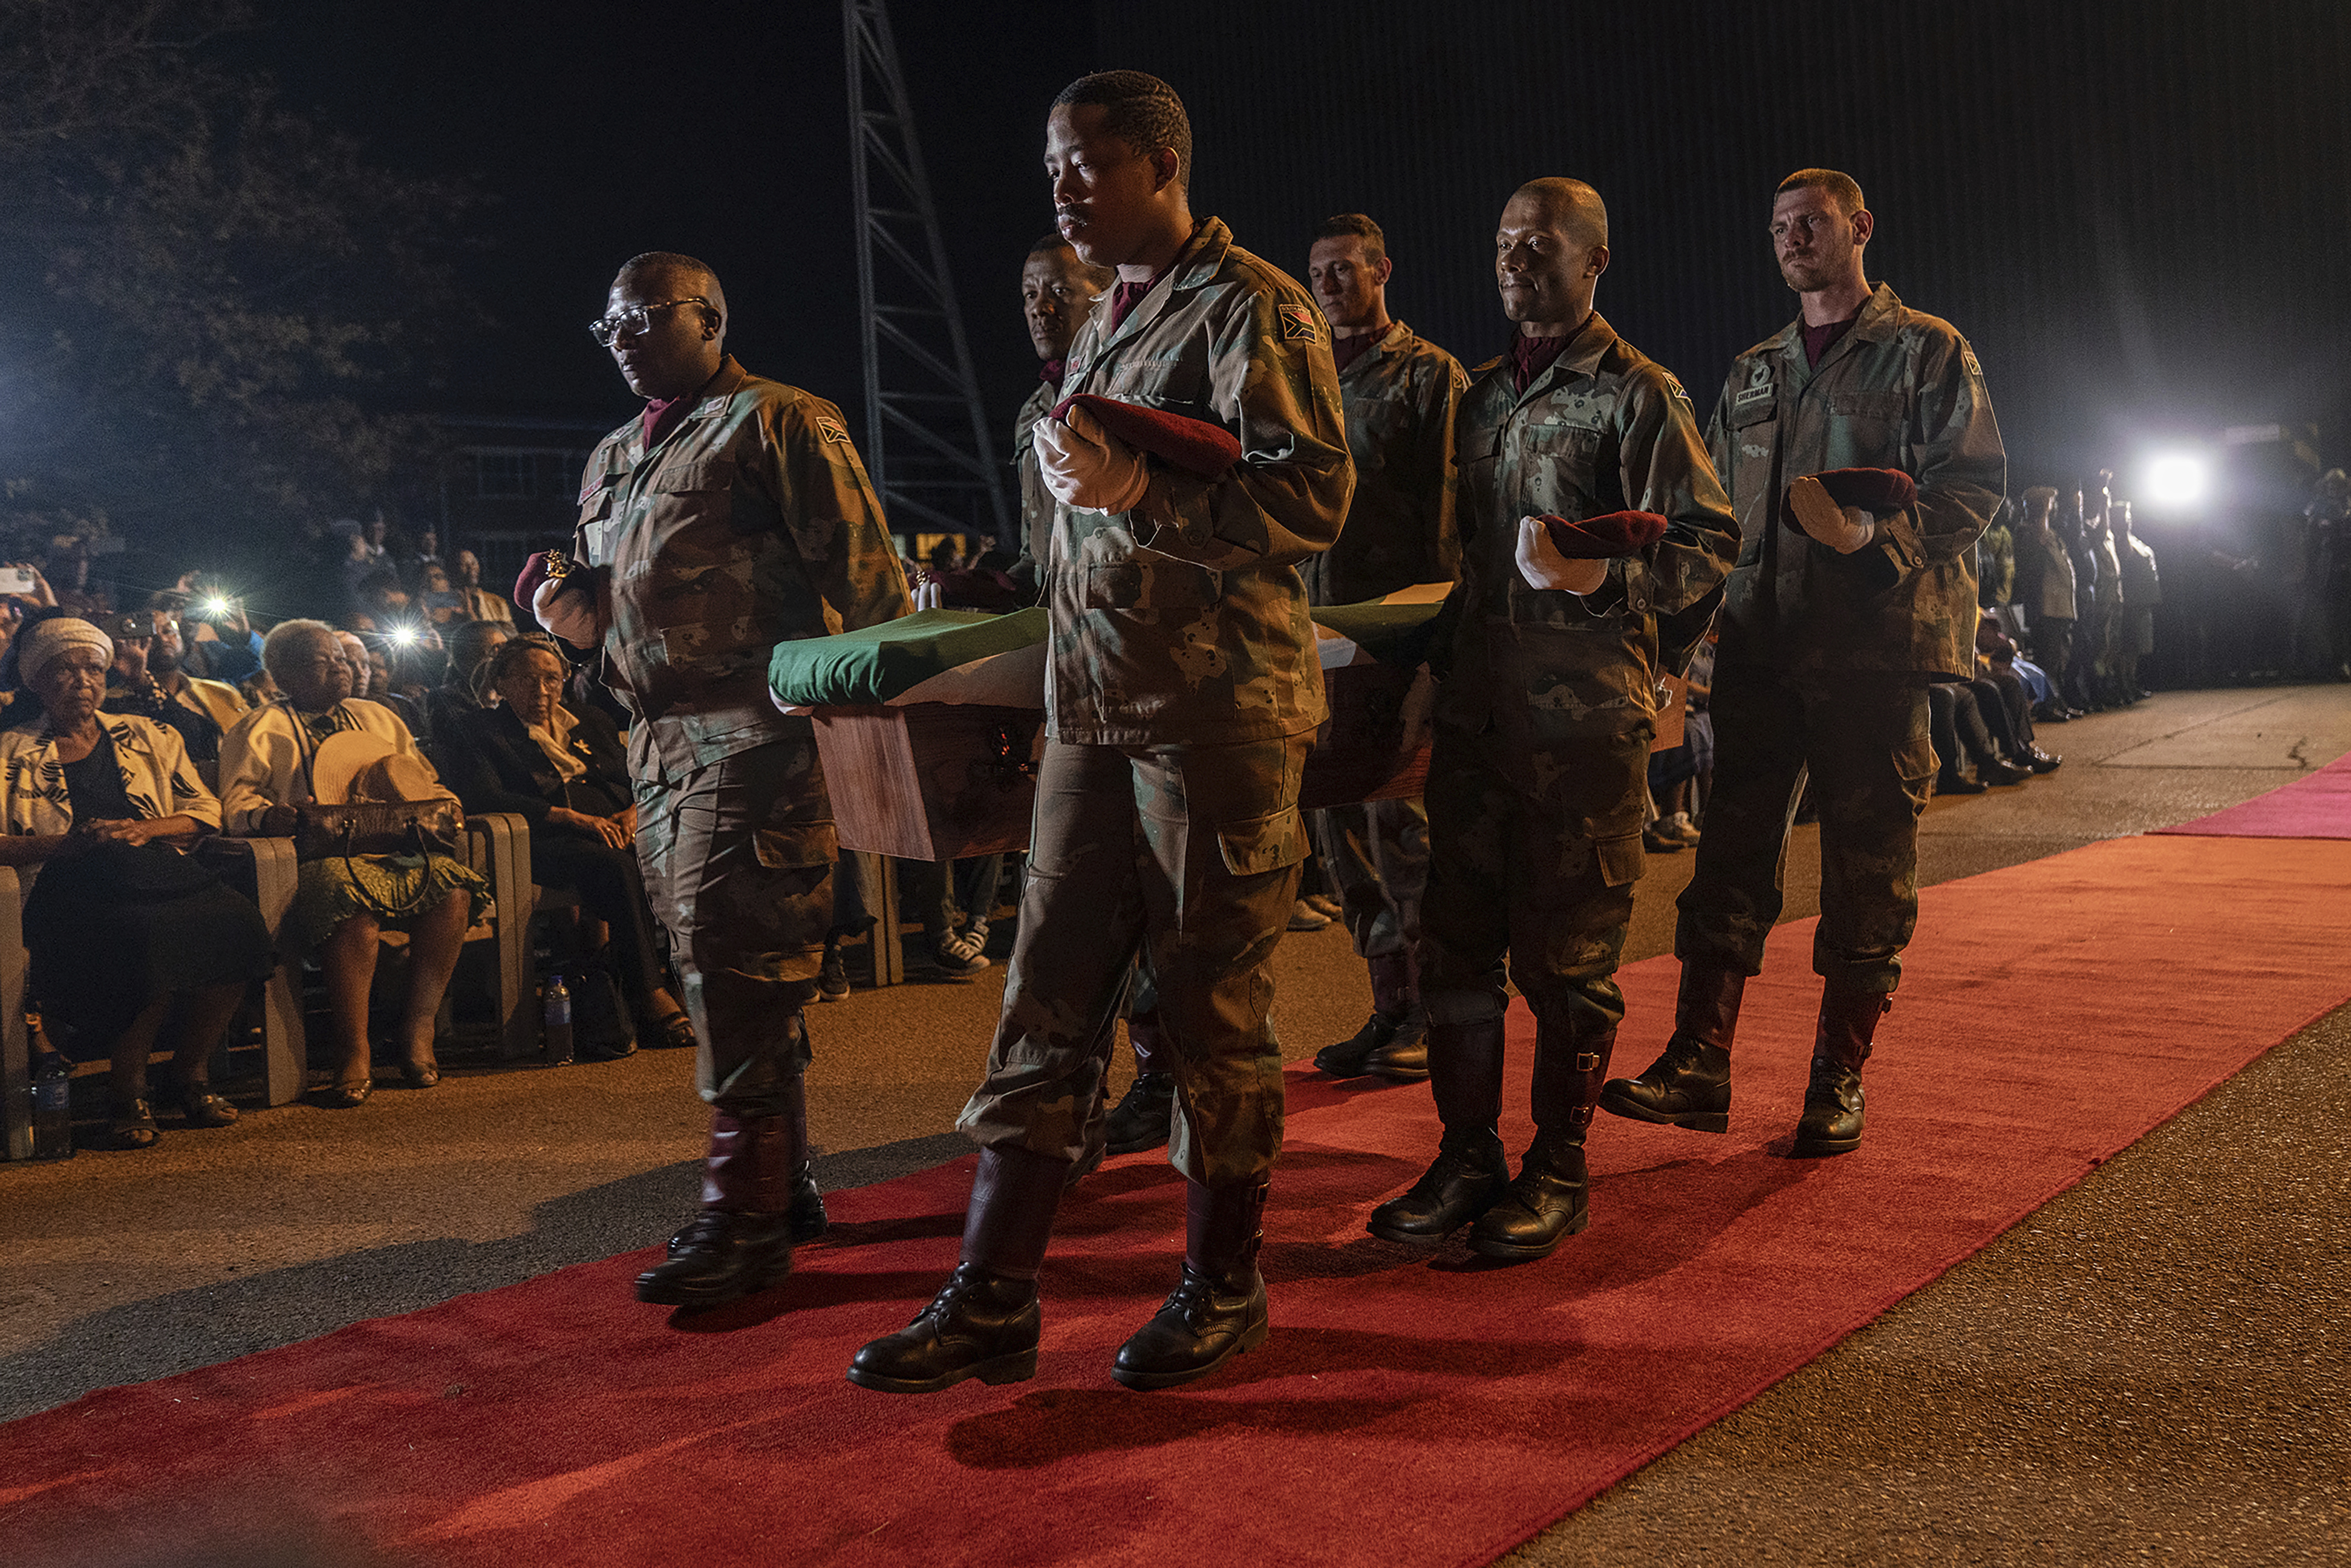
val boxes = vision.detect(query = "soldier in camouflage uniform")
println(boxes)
[1295,212,1466,1088]
[1367,179,1737,1261]
[849,72,1350,1396]
[1603,169,2004,1159]
[1004,233,1185,1165]
[536,252,911,1308]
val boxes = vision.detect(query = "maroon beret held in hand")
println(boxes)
[1051,393,1244,478]
[1781,467,1917,532]
[1533,510,1670,560]
[513,549,584,613]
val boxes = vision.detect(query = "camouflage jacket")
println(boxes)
[1708,283,2005,678]
[572,356,912,779]
[1435,312,1739,761]
[1303,321,1465,606]
[1005,376,1058,606]
[1045,217,1353,745]
[2015,525,2078,623]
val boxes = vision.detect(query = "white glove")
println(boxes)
[1033,404,1150,514]
[533,572,610,651]
[1785,475,1878,554]
[1516,517,1610,594]
[913,576,943,611]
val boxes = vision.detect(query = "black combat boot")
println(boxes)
[846,1144,1068,1392]
[1470,1016,1612,1261]
[1112,1176,1270,1389]
[1314,950,1428,1081]
[635,1104,802,1307]
[1367,1011,1509,1244]
[1361,950,1430,1081]
[1600,960,1742,1132]
[1790,986,1887,1157]
[775,1072,827,1244]
[1104,1009,1177,1155]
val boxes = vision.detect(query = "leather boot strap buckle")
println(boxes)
[1574,1052,1601,1072]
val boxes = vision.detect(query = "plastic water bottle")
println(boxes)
[30,1050,74,1161]
[542,974,574,1066]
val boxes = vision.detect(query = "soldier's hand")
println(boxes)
[533,570,611,651]
[1782,476,1878,555]
[1515,517,1609,594]
[1034,405,1150,514]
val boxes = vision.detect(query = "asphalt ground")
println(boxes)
[4,684,2347,1566]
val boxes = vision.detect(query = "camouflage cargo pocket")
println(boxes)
[1893,733,1937,810]
[754,819,839,869]
[1216,805,1309,876]
[1596,831,1646,888]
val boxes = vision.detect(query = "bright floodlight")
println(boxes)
[2144,451,2210,508]
[203,597,231,617]
[389,625,419,647]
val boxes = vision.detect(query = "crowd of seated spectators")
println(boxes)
[0,530,699,1149]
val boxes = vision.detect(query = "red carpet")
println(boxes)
[7,835,2350,1568]
[2150,750,2351,839]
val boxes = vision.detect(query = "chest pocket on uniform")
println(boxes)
[1093,356,1205,411]
[1085,556,1221,613]
[649,458,737,508]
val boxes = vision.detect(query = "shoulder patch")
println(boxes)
[1664,373,1693,408]
[1961,345,1983,378]
[815,416,852,444]
[1277,304,1320,344]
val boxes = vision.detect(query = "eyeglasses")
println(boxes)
[588,297,715,347]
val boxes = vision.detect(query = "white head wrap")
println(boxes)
[17,618,113,683]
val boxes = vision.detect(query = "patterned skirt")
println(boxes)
[293,851,493,949]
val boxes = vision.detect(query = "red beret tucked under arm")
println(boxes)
[1533,510,1670,560]
[1050,393,1244,479]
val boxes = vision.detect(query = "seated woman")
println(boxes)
[218,619,491,1105]
[436,634,691,1052]
[0,613,274,1148]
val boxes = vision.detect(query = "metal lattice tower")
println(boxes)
[844,0,1010,544]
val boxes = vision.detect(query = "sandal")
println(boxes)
[401,1059,441,1090]
[176,1083,240,1128]
[109,1097,160,1150]
[319,1077,373,1108]
[647,1011,696,1051]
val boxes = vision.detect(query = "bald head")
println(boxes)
[614,251,726,328]
[1512,178,1608,249]
[1495,177,1610,335]
[605,251,727,400]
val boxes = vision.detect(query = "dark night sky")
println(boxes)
[246,0,1097,441]
[244,1,2349,508]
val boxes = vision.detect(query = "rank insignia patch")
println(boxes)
[1277,304,1319,343]
[816,417,852,444]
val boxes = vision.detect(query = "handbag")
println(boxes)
[292,798,465,861]
[285,706,469,918]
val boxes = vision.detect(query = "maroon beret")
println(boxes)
[1051,393,1243,478]
[1534,510,1670,560]
[1782,467,1917,533]
[513,550,579,613]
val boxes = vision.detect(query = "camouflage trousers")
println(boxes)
[1417,724,1648,1031]
[958,733,1311,1187]
[1309,794,1428,961]
[1674,665,1933,995]
[634,736,839,1115]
